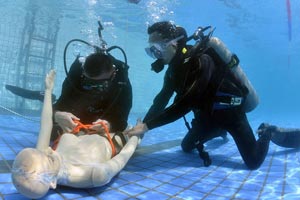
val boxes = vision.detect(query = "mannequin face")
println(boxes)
[11,148,61,199]
[146,32,178,64]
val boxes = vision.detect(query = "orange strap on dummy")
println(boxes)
[52,120,116,157]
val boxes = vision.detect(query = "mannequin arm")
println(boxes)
[36,70,55,151]
[91,135,140,186]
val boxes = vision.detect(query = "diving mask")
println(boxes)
[81,68,116,92]
[145,35,184,59]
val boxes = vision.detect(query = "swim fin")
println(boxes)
[258,123,300,148]
[271,128,300,148]
[5,84,56,102]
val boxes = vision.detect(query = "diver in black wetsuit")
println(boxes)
[53,53,132,135]
[6,53,132,141]
[126,21,271,170]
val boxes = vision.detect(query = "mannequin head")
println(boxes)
[11,148,60,199]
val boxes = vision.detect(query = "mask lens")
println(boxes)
[82,72,115,92]
[145,43,165,59]
[145,35,185,59]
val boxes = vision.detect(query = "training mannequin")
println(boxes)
[11,70,140,199]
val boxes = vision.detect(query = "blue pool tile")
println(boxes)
[135,178,162,189]
[41,191,65,200]
[96,189,130,199]
[136,190,170,199]
[284,182,300,193]
[204,194,231,200]
[118,172,145,182]
[150,173,175,182]
[168,177,195,188]
[211,186,237,198]
[72,197,98,200]
[86,185,110,194]
[202,177,226,186]
[283,192,300,200]
[123,164,143,171]
[1,153,16,160]
[118,183,148,196]
[3,193,31,200]
[176,188,206,199]
[109,177,128,188]
[0,173,11,182]
[234,189,263,200]
[154,183,183,196]
[164,169,186,178]
[0,183,18,195]
[132,169,157,177]
[190,182,216,193]
[241,181,265,191]
[220,179,242,189]
[55,187,89,199]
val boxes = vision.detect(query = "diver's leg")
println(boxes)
[215,109,271,170]
[181,118,201,152]
[181,110,227,152]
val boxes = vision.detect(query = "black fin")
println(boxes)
[258,123,300,148]
[5,85,56,102]
[271,129,300,148]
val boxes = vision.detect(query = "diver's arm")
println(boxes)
[110,78,133,132]
[145,54,214,130]
[91,136,140,186]
[36,70,55,151]
[143,73,174,122]
[125,54,215,136]
[145,96,191,130]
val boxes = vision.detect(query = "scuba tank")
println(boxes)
[187,26,259,113]
[207,37,259,113]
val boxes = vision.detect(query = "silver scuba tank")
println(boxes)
[207,37,259,113]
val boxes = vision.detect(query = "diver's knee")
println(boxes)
[181,131,198,152]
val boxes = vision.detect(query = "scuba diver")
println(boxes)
[11,70,140,199]
[6,21,132,141]
[125,21,271,170]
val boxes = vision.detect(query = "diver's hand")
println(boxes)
[90,119,111,133]
[124,119,148,136]
[54,111,79,133]
[45,69,56,91]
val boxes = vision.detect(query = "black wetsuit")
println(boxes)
[53,56,132,133]
[143,50,270,170]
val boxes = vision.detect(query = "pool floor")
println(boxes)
[0,114,299,200]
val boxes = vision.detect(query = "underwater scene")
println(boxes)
[0,0,300,199]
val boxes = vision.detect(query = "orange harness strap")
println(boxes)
[52,120,117,157]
